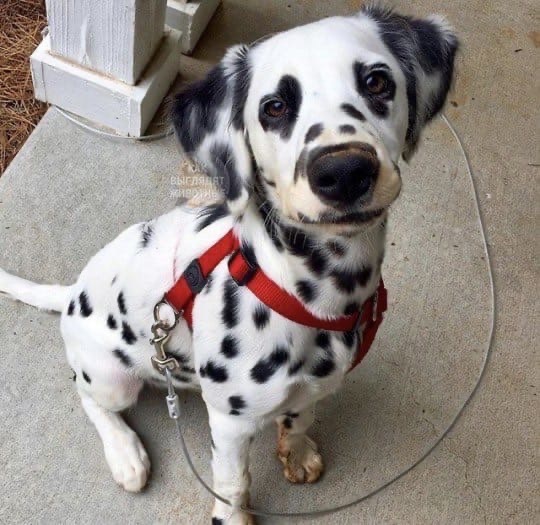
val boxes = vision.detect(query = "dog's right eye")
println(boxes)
[263,98,287,118]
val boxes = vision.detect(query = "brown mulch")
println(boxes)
[0,0,47,175]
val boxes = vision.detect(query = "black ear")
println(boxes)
[363,6,459,160]
[171,45,253,215]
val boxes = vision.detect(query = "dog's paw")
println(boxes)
[103,429,151,492]
[277,434,324,484]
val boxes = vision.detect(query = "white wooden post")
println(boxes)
[166,0,221,54]
[31,0,182,137]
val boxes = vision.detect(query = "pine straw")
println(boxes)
[0,0,47,175]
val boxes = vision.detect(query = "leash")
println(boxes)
[150,114,496,518]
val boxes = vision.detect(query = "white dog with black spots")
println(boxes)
[0,5,458,524]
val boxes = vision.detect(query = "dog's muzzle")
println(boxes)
[307,143,379,206]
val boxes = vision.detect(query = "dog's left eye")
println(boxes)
[263,98,287,118]
[365,72,390,96]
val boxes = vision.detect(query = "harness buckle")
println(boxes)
[183,259,207,294]
[229,249,258,286]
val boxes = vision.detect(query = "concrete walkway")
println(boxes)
[0,1,537,524]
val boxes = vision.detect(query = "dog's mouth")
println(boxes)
[297,207,385,226]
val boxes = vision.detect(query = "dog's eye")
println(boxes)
[263,99,287,118]
[365,72,389,95]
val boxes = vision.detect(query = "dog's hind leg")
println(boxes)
[276,405,324,484]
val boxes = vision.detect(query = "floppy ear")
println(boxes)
[171,45,253,215]
[363,6,459,160]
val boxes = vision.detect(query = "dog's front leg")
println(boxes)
[207,405,256,524]
[276,405,324,484]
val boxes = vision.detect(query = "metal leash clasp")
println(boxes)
[150,300,181,374]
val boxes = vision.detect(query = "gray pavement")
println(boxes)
[0,1,537,524]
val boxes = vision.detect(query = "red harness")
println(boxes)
[165,230,387,371]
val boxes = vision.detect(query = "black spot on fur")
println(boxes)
[281,224,312,257]
[113,348,133,367]
[259,75,302,140]
[296,280,316,303]
[79,291,93,317]
[283,417,293,429]
[327,239,347,257]
[288,359,304,375]
[353,61,395,117]
[315,331,331,350]
[339,124,356,134]
[82,371,91,383]
[222,279,239,328]
[121,321,137,345]
[331,270,359,293]
[196,203,229,232]
[212,518,224,525]
[107,314,117,330]
[251,346,289,383]
[281,225,327,275]
[257,199,283,251]
[67,300,75,316]
[253,304,270,330]
[312,357,336,377]
[285,411,299,418]
[357,266,372,286]
[307,248,328,275]
[341,103,366,122]
[172,65,228,153]
[221,335,239,359]
[344,302,360,315]
[331,267,372,293]
[141,222,153,247]
[229,395,246,416]
[241,242,258,268]
[342,330,356,348]
[201,360,228,383]
[210,143,243,201]
[305,123,323,143]
[117,292,127,315]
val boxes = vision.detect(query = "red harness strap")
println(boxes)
[165,229,387,370]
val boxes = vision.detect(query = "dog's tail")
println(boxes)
[0,268,72,313]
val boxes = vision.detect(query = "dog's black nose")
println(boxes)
[307,144,379,205]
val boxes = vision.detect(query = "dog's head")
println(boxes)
[172,6,458,229]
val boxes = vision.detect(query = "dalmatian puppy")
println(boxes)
[0,5,458,524]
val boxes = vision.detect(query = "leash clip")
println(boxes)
[150,300,181,374]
